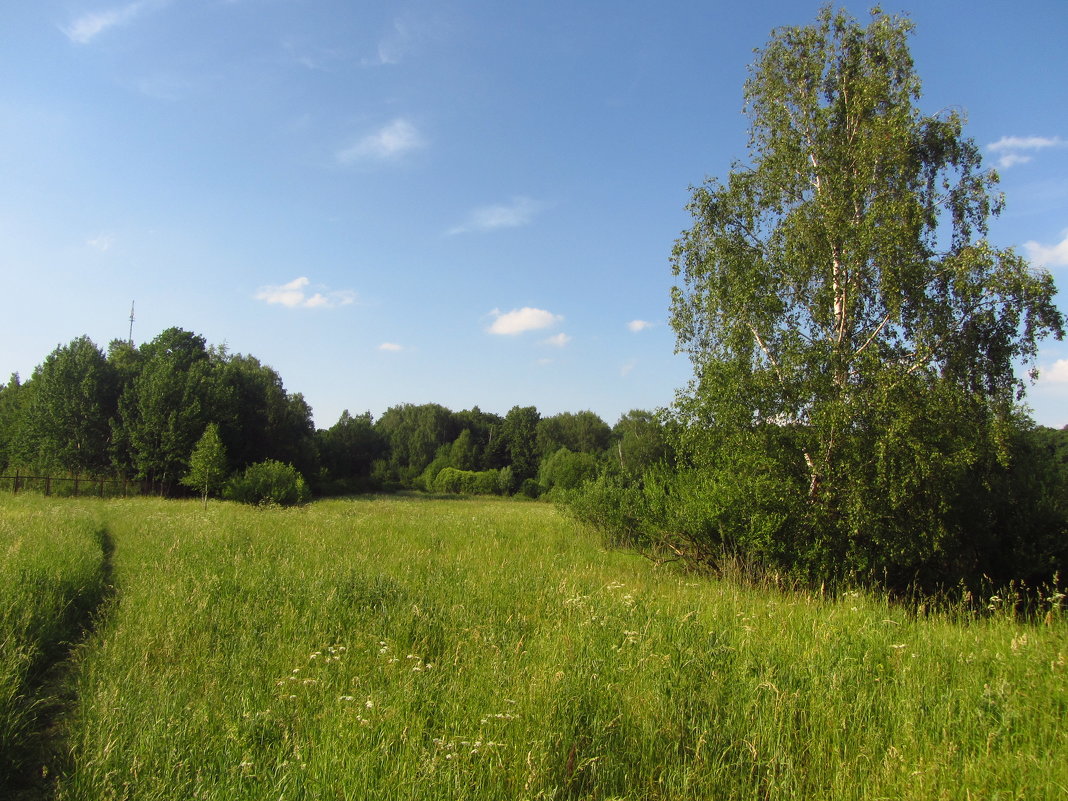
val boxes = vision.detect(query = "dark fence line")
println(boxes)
[0,472,167,498]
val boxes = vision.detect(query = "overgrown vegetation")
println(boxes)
[2,494,1063,800]
[0,498,108,790]
[569,7,1068,594]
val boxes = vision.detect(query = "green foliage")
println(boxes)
[375,403,462,487]
[535,411,612,458]
[662,7,1065,591]
[447,428,479,471]
[611,409,672,480]
[223,459,310,506]
[315,410,387,493]
[180,424,228,506]
[518,477,542,499]
[0,374,28,471]
[538,447,600,492]
[213,352,319,479]
[116,328,218,486]
[496,465,516,495]
[500,405,541,483]
[431,466,500,495]
[15,336,118,475]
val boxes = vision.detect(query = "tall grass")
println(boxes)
[0,496,108,785]
[6,494,1062,800]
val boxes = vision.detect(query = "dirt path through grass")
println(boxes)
[7,527,115,801]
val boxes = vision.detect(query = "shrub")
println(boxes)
[518,478,542,499]
[224,459,310,506]
[432,467,501,496]
[538,447,600,492]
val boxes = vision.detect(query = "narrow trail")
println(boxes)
[7,527,116,801]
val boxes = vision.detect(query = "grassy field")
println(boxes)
[0,494,1065,800]
[0,497,109,793]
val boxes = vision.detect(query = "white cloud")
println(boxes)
[620,359,637,377]
[987,135,1065,169]
[1038,359,1068,383]
[87,233,115,252]
[62,0,164,44]
[449,196,542,235]
[378,342,404,352]
[996,153,1032,169]
[627,319,653,332]
[1024,230,1068,268]
[254,276,357,309]
[487,307,562,335]
[337,119,424,163]
[368,18,413,66]
[541,332,571,347]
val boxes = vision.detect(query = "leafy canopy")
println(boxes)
[668,6,1064,587]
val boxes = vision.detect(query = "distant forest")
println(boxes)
[0,327,663,499]
[3,326,1068,593]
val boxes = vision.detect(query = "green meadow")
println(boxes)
[1,494,1065,800]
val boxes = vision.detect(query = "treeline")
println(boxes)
[0,328,667,500]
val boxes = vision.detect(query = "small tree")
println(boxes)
[181,424,227,507]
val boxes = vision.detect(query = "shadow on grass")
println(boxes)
[6,527,116,801]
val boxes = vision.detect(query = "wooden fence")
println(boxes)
[0,472,165,498]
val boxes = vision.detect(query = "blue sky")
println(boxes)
[2,1,1067,429]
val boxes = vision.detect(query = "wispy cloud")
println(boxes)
[62,0,165,44]
[254,276,357,309]
[448,196,542,235]
[541,332,571,347]
[987,135,1065,169]
[87,233,115,252]
[282,40,348,72]
[378,342,405,352]
[627,319,653,332]
[1037,358,1068,383]
[620,359,637,377]
[487,307,562,335]
[366,18,413,66]
[1024,230,1068,268]
[337,119,425,164]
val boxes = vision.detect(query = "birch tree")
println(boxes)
[669,7,1063,584]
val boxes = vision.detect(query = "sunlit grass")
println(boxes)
[2,494,1064,799]
[0,496,107,785]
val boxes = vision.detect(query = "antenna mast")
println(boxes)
[128,301,136,346]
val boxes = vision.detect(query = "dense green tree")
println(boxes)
[667,7,1064,587]
[104,339,144,475]
[448,428,480,472]
[535,411,612,458]
[212,352,317,476]
[501,405,541,485]
[0,375,28,471]
[453,406,502,469]
[539,447,600,492]
[181,423,228,506]
[118,328,218,488]
[15,337,118,475]
[375,403,461,486]
[316,410,386,486]
[611,409,671,479]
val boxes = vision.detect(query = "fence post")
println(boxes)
[13,470,18,494]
